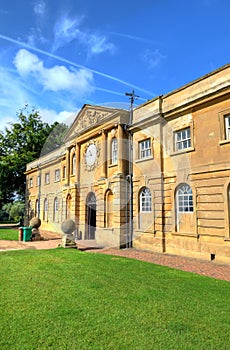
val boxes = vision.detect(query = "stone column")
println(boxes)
[76,143,80,183]
[66,148,70,184]
[118,124,124,174]
[101,130,107,178]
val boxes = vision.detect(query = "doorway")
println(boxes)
[85,192,96,240]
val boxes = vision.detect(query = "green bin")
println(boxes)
[23,227,32,242]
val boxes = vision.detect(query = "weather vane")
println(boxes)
[125,89,139,125]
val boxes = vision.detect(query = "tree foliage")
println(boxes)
[0,105,68,205]
[2,201,25,223]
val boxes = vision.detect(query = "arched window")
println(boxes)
[43,198,48,221]
[140,187,152,212]
[53,197,59,222]
[111,138,118,164]
[104,190,114,227]
[71,153,76,175]
[35,199,40,218]
[28,200,33,220]
[66,194,72,220]
[227,184,230,237]
[176,184,193,213]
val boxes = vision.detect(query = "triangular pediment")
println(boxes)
[64,104,126,142]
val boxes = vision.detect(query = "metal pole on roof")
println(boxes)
[125,90,139,248]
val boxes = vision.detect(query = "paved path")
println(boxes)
[0,231,62,251]
[1,237,230,282]
[90,248,230,282]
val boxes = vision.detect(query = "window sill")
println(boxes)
[170,147,195,156]
[219,139,230,145]
[103,227,114,232]
[108,163,118,168]
[135,156,154,163]
[135,229,155,234]
[172,232,197,238]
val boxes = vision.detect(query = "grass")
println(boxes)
[0,228,19,240]
[0,248,230,350]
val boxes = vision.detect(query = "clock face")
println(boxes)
[85,143,97,167]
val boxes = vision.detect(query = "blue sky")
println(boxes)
[0,0,230,130]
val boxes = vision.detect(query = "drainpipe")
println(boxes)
[159,96,166,252]
[125,90,138,248]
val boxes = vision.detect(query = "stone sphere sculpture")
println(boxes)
[60,219,77,248]
[30,217,41,228]
[61,219,76,235]
[30,217,42,241]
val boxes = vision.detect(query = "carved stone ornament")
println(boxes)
[84,139,100,171]
[68,109,111,140]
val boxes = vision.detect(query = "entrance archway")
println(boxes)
[85,192,96,239]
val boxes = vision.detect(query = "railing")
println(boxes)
[0,222,21,229]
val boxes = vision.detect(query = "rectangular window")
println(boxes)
[29,178,33,188]
[224,115,230,140]
[45,172,50,184]
[111,138,118,164]
[175,127,191,152]
[55,169,60,182]
[63,166,66,179]
[54,198,58,212]
[37,175,41,187]
[139,139,151,159]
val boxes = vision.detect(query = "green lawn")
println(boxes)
[0,228,18,240]
[0,249,229,350]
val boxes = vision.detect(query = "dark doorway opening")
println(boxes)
[85,192,96,240]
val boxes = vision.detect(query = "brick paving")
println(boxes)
[1,236,230,282]
[87,248,230,282]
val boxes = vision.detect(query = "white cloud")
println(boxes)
[87,34,116,55]
[14,49,42,75]
[26,28,48,47]
[0,115,16,131]
[39,108,76,126]
[0,67,31,130]
[141,49,166,69]
[13,49,94,95]
[53,14,115,55]
[33,0,46,15]
[53,15,83,51]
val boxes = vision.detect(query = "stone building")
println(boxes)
[25,63,230,263]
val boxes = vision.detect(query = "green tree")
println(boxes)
[0,105,68,204]
[2,201,25,222]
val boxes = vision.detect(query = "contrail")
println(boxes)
[110,31,157,45]
[95,87,147,101]
[0,33,155,97]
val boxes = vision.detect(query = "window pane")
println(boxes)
[139,139,151,159]
[140,187,152,212]
[225,116,230,140]
[175,128,191,152]
[177,184,193,213]
[111,138,118,164]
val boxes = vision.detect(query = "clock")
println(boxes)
[85,143,97,167]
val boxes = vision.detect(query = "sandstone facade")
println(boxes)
[25,64,230,263]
